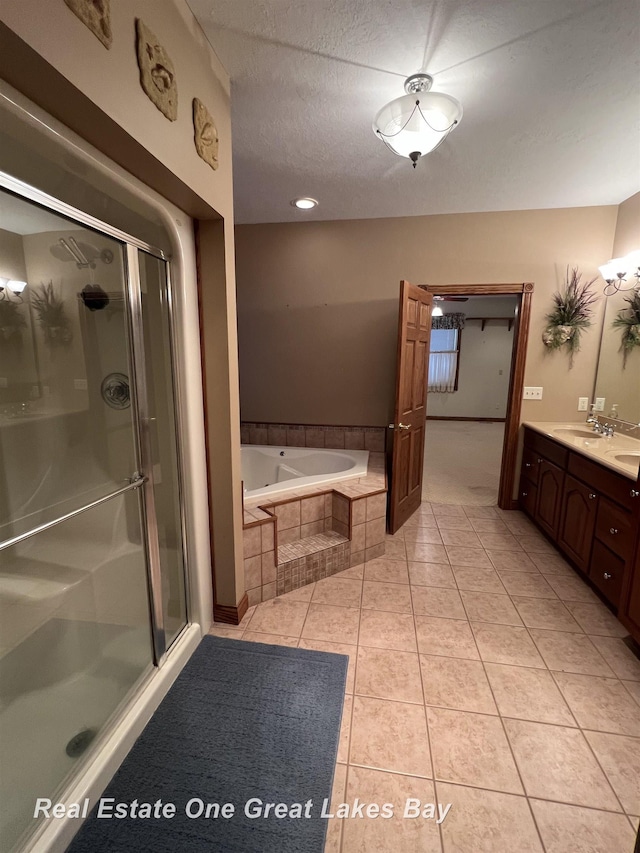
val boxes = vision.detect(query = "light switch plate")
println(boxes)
[578,397,589,411]
[523,387,543,400]
[594,397,605,412]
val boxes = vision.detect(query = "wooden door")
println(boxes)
[558,474,597,572]
[535,459,564,539]
[388,281,432,533]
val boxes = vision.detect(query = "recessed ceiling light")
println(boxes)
[291,197,318,210]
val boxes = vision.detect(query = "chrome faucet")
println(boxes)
[586,413,600,430]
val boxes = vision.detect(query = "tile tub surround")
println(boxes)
[241,453,387,604]
[213,501,640,853]
[240,421,386,452]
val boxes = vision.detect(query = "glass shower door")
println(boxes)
[0,188,155,851]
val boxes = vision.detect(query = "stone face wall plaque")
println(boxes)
[193,98,219,170]
[135,19,178,121]
[64,0,112,49]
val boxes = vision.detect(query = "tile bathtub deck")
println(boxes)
[210,502,640,853]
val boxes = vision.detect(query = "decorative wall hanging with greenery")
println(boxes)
[31,282,73,347]
[0,300,27,347]
[612,287,640,367]
[542,267,598,367]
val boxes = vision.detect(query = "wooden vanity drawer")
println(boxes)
[523,429,568,469]
[589,539,625,608]
[595,497,635,560]
[568,451,639,511]
[521,447,540,485]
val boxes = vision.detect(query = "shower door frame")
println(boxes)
[0,169,190,666]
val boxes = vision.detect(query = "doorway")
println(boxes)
[420,283,533,510]
[424,294,519,505]
[0,178,187,850]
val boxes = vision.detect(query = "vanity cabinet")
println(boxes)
[558,474,598,572]
[519,427,640,625]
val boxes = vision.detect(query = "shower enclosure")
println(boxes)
[0,176,188,851]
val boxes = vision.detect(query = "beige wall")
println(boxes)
[1,0,233,220]
[236,206,618,427]
[2,1,245,609]
[612,192,640,257]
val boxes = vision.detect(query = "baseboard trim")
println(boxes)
[213,593,249,626]
[426,416,507,423]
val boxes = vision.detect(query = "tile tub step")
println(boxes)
[277,531,348,566]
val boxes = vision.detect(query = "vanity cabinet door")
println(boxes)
[535,459,565,539]
[558,475,598,573]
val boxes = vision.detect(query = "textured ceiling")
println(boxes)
[188,0,640,224]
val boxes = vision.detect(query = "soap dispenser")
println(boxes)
[609,404,619,419]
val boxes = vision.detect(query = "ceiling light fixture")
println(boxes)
[599,250,640,295]
[291,197,318,210]
[432,297,444,317]
[373,73,463,168]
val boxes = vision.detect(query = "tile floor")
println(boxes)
[210,501,640,853]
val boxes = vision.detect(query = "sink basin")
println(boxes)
[553,428,601,440]
[611,453,640,466]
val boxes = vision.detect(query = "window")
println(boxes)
[428,328,461,392]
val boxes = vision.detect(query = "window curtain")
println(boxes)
[428,314,465,393]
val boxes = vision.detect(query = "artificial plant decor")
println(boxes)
[31,282,73,347]
[542,266,598,367]
[0,299,27,346]
[612,287,640,367]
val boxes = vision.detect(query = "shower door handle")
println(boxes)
[126,472,148,488]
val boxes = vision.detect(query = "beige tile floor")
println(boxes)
[210,502,640,853]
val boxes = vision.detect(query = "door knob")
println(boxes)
[398,423,411,430]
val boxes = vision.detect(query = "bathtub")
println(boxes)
[242,445,369,500]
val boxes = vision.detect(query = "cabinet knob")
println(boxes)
[522,492,528,498]
[525,462,532,468]
[537,458,543,464]
[603,572,612,580]
[609,527,618,535]
[588,493,597,500]
[631,489,639,498]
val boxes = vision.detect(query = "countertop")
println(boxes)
[523,421,640,482]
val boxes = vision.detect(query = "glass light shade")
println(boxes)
[7,279,27,293]
[432,304,443,317]
[373,91,463,158]
[625,249,640,272]
[598,257,628,281]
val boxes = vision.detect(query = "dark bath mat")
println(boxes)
[67,635,347,852]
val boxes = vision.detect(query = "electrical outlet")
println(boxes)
[595,397,605,412]
[74,379,88,391]
[578,397,589,412]
[523,387,543,400]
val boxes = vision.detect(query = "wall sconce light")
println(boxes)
[0,278,27,302]
[599,250,640,296]
[432,297,444,317]
[373,73,463,168]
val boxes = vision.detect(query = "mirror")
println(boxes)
[593,286,640,424]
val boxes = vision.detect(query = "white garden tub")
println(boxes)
[242,445,369,500]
